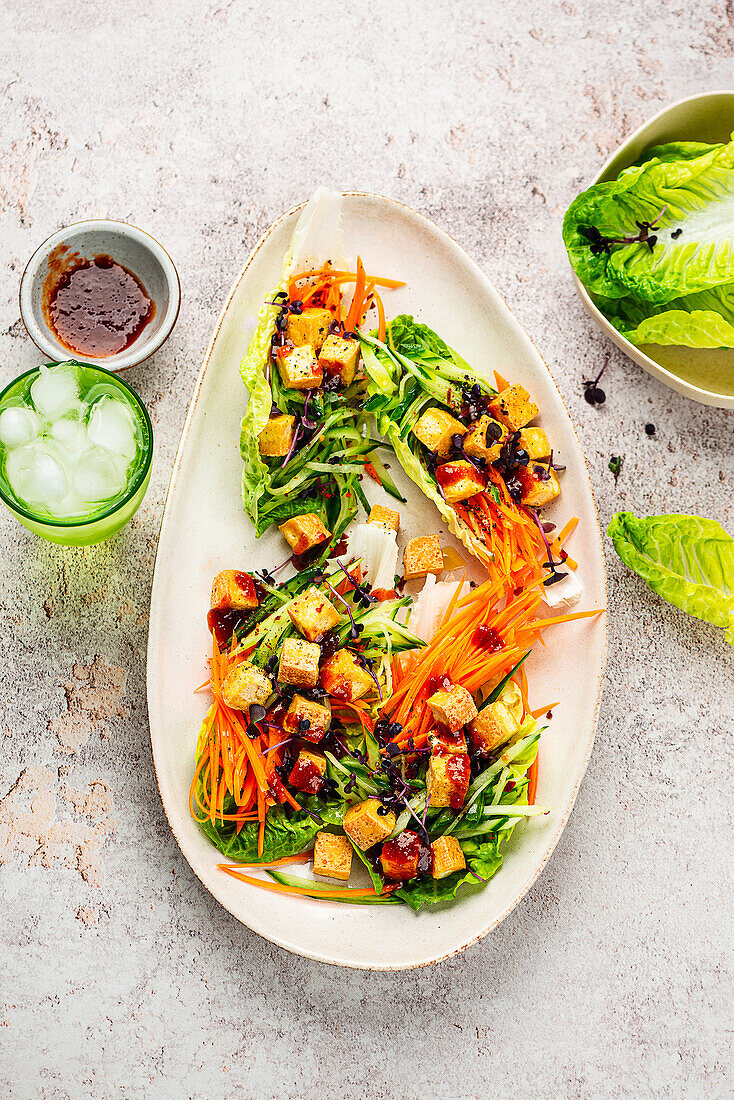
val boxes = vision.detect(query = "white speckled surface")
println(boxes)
[1,2,732,1097]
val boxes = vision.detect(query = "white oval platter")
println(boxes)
[147,193,608,970]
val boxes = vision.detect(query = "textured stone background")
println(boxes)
[1,2,732,1097]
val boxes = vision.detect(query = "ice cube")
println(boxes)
[86,395,137,461]
[0,405,41,448]
[5,442,69,508]
[50,415,89,460]
[72,445,127,502]
[30,362,80,419]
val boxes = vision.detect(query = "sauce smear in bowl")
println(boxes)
[44,250,155,358]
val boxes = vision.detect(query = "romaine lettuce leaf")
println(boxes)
[197,797,345,864]
[238,189,346,530]
[608,511,734,644]
[598,282,734,347]
[563,137,734,304]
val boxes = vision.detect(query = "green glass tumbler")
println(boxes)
[0,362,153,546]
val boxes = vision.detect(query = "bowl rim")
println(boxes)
[571,88,734,410]
[18,218,181,373]
[0,361,153,528]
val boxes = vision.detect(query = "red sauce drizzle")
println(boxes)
[288,755,324,795]
[435,462,485,489]
[380,830,423,881]
[445,753,471,809]
[426,674,452,695]
[475,624,504,652]
[233,571,257,603]
[207,608,249,648]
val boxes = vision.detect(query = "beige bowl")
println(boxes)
[20,219,180,372]
[572,90,734,409]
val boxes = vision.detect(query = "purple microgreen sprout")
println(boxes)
[258,735,293,757]
[336,558,377,605]
[450,432,484,474]
[356,654,383,701]
[321,578,365,641]
[578,205,667,256]
[583,363,607,406]
[281,420,302,469]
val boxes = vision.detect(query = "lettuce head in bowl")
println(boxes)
[564,135,734,350]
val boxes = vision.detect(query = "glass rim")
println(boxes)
[0,361,153,528]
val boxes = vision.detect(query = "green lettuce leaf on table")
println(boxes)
[608,512,734,645]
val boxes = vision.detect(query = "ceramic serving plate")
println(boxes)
[147,193,608,969]
[572,90,734,409]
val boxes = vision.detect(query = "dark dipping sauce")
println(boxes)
[46,253,155,358]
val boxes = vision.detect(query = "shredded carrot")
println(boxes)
[527,756,539,805]
[494,369,509,390]
[288,264,405,294]
[229,852,314,869]
[345,255,367,331]
[374,287,387,341]
[536,608,603,628]
[530,701,559,719]
[218,865,386,898]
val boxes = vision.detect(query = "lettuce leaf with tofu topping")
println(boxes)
[238,189,378,554]
[608,511,734,644]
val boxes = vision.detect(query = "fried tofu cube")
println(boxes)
[279,513,331,557]
[435,460,486,504]
[430,728,468,754]
[488,384,539,432]
[318,334,360,386]
[343,798,396,850]
[413,408,467,457]
[518,427,551,461]
[427,684,478,732]
[285,307,332,352]
[403,534,444,580]
[426,752,471,810]
[468,699,520,754]
[283,693,331,743]
[320,649,374,702]
[463,414,506,461]
[258,414,296,457]
[367,504,400,533]
[288,748,327,794]
[276,345,323,390]
[278,637,321,687]
[210,570,259,612]
[518,465,561,508]
[431,835,466,879]
[380,830,422,881]
[288,586,341,642]
[221,662,272,711]
[313,831,353,881]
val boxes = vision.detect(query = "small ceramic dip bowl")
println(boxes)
[571,90,734,410]
[20,220,180,372]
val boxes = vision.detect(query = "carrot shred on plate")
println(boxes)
[530,701,559,719]
[218,865,383,899]
[227,851,314,869]
[527,756,539,805]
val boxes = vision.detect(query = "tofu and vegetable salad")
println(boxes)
[190,190,599,910]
